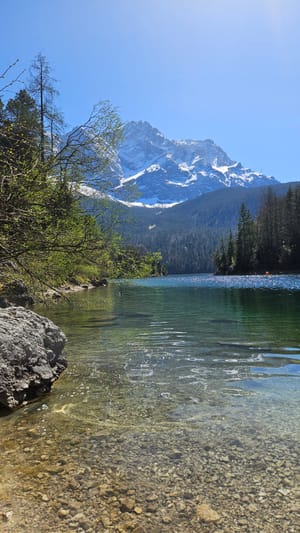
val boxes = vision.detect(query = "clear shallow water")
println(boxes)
[1,274,300,532]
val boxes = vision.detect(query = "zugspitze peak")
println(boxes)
[87,121,278,208]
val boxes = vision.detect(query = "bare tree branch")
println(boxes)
[0,59,25,95]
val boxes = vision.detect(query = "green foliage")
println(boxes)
[256,188,280,269]
[214,239,228,274]
[226,230,236,271]
[214,187,300,274]
[111,246,164,278]
[235,204,256,273]
[126,225,224,274]
[0,57,159,293]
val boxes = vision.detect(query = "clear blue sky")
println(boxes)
[1,0,300,182]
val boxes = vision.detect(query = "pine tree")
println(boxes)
[28,53,63,164]
[4,89,39,165]
[235,204,256,273]
[280,187,295,269]
[214,238,228,274]
[256,188,280,270]
[226,230,236,272]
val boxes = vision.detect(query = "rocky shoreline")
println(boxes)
[1,419,299,532]
[0,306,67,409]
[43,278,108,301]
[0,277,108,409]
[0,277,108,307]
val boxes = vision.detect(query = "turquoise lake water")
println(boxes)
[1,274,299,532]
[43,273,300,426]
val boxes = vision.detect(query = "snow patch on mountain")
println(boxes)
[108,121,278,206]
[80,120,278,207]
[117,199,183,209]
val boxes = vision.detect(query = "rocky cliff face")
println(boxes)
[0,307,67,409]
[110,121,278,206]
[75,120,278,207]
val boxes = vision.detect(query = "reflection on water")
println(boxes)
[0,274,299,532]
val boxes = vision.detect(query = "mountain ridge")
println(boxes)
[106,120,278,206]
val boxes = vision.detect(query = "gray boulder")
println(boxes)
[0,307,67,409]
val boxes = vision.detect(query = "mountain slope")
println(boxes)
[123,181,299,236]
[108,121,278,206]
[132,182,300,273]
[82,181,300,274]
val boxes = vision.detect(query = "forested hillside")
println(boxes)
[83,182,300,273]
[0,57,162,295]
[215,187,300,274]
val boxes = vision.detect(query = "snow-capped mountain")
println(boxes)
[83,121,278,207]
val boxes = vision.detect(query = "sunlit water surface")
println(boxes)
[1,274,299,532]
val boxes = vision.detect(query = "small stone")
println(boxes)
[146,493,158,502]
[146,503,158,513]
[101,516,111,527]
[258,491,267,497]
[278,488,290,496]
[177,501,186,512]
[161,514,172,524]
[58,508,70,518]
[221,456,230,463]
[248,503,258,513]
[183,492,193,499]
[41,494,49,502]
[241,495,250,503]
[134,506,143,515]
[1,511,13,522]
[67,500,82,511]
[196,503,221,523]
[72,512,85,521]
[289,504,300,512]
[169,451,182,460]
[120,498,135,513]
[99,484,114,496]
[123,519,138,530]
[47,466,63,474]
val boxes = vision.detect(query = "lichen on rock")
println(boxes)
[0,306,67,408]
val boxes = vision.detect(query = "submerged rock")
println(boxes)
[196,503,221,523]
[0,307,67,408]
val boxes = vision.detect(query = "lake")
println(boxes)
[1,274,299,532]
